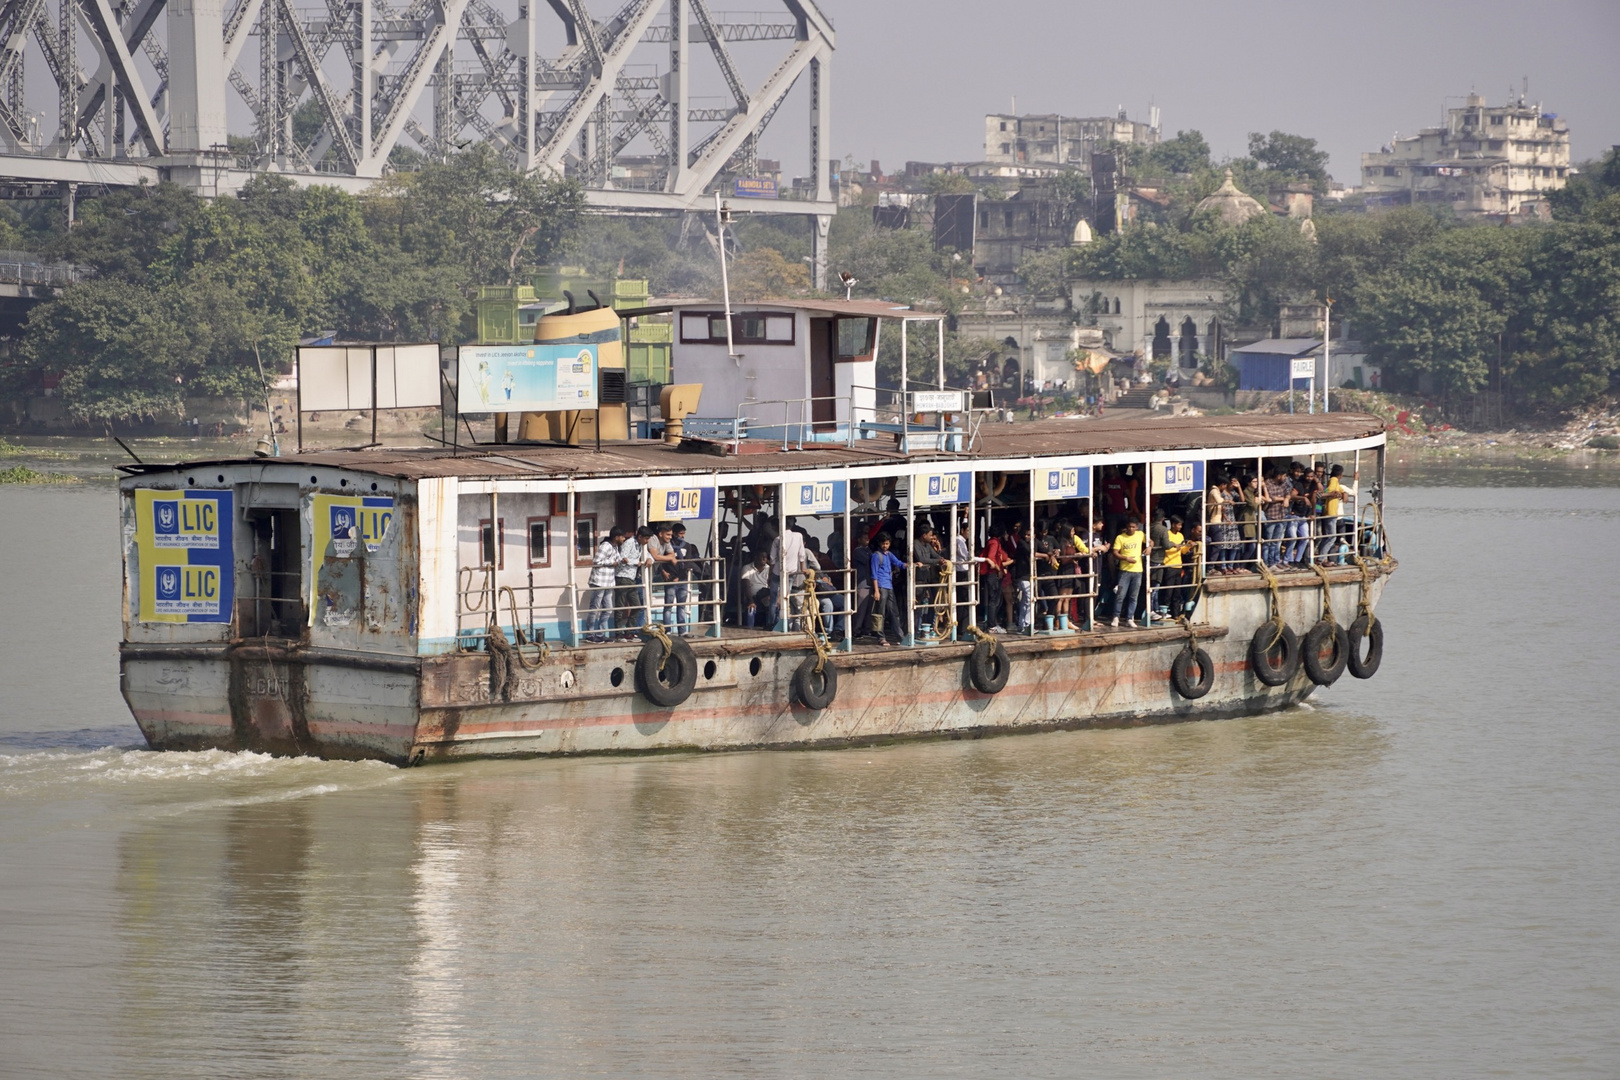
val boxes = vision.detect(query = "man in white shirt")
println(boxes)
[616,526,651,638]
[585,524,626,641]
[775,517,807,631]
[740,552,775,628]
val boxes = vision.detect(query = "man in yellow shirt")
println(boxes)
[1107,518,1150,628]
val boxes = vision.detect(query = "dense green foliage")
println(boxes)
[1063,143,1620,406]
[6,146,580,421]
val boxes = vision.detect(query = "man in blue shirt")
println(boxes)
[870,533,906,646]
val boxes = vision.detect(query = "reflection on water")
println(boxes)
[3,480,1620,1077]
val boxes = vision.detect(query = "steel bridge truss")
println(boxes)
[0,0,834,277]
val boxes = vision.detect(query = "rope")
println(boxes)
[1310,563,1339,626]
[1256,563,1287,650]
[1352,554,1379,630]
[496,586,548,670]
[642,620,675,675]
[802,570,830,674]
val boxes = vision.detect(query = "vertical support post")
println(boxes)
[1086,466,1095,630]
[841,488,852,651]
[964,471,977,639]
[355,0,373,172]
[1143,466,1152,626]
[567,487,579,645]
[520,2,535,171]
[59,0,76,148]
[774,483,786,632]
[370,345,379,446]
[258,0,282,162]
[1323,298,1333,415]
[808,45,830,292]
[433,46,454,157]
[899,319,908,452]
[1026,470,1035,634]
[903,478,914,646]
[936,317,945,390]
[666,0,687,190]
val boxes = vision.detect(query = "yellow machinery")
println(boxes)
[511,304,626,444]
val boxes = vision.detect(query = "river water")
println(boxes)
[2,472,1618,1078]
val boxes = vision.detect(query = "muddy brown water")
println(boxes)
[2,469,1618,1077]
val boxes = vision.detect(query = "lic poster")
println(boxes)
[308,493,395,623]
[133,489,234,623]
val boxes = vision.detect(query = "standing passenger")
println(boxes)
[616,526,652,638]
[869,533,906,646]
[1107,518,1149,628]
[585,524,626,642]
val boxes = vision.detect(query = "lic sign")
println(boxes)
[789,480,846,515]
[916,471,970,506]
[651,486,716,520]
[1150,460,1205,495]
[1035,466,1090,501]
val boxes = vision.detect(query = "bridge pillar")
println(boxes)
[168,0,227,187]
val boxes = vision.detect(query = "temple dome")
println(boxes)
[1196,168,1265,225]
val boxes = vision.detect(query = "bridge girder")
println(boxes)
[0,0,834,282]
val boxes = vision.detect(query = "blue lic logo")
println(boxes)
[156,566,181,601]
[154,501,179,535]
[332,506,356,538]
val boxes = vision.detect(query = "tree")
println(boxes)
[1510,193,1620,405]
[1354,227,1534,398]
[1547,147,1620,221]
[728,247,810,300]
[1147,130,1211,176]
[1247,130,1330,192]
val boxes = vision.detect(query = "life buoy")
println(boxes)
[792,656,838,709]
[1248,622,1299,687]
[1170,645,1215,699]
[966,638,1011,693]
[1346,614,1383,679]
[1302,620,1349,685]
[635,635,697,707]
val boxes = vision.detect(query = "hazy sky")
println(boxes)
[802,0,1620,183]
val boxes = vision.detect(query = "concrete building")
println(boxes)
[1360,92,1570,218]
[1070,278,1231,364]
[984,109,1160,168]
[953,309,1106,392]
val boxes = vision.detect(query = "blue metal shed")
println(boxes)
[1232,338,1322,391]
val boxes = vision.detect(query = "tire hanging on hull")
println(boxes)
[966,639,1011,694]
[636,635,697,708]
[1248,623,1300,686]
[1170,645,1215,699]
[1347,614,1383,679]
[792,656,838,710]
[1302,620,1349,685]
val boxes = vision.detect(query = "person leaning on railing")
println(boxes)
[585,524,628,643]
[648,522,683,635]
[616,526,652,640]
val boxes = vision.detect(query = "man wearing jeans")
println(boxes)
[1261,468,1292,568]
[616,526,651,638]
[584,524,626,642]
[1107,518,1149,628]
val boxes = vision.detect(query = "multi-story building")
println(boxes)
[983,109,1159,169]
[1359,93,1570,218]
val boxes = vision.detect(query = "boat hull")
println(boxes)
[122,567,1389,764]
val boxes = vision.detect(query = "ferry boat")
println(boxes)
[116,298,1393,764]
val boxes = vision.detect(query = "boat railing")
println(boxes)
[1031,547,1103,632]
[236,568,307,638]
[723,385,989,454]
[454,565,568,654]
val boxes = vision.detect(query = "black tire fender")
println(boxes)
[1170,645,1215,699]
[1248,622,1300,687]
[635,636,697,708]
[1347,614,1384,679]
[966,639,1011,694]
[1302,620,1350,685]
[792,656,838,710]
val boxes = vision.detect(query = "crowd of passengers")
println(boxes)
[573,459,1370,644]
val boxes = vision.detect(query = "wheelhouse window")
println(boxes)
[835,317,877,360]
[679,311,795,345]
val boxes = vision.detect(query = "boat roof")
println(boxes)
[123,412,1384,482]
[614,298,946,321]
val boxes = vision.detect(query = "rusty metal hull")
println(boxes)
[122,567,1389,765]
